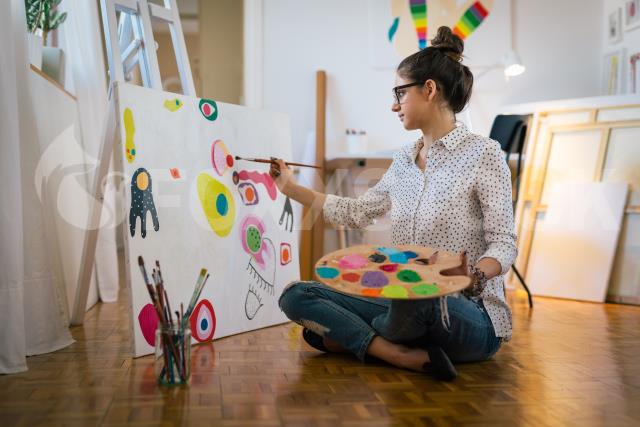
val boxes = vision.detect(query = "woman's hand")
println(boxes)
[440,251,474,290]
[268,158,296,196]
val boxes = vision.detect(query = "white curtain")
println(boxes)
[60,0,120,302]
[0,0,74,374]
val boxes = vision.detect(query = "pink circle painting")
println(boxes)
[137,303,159,346]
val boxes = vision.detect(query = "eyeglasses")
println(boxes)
[392,81,424,104]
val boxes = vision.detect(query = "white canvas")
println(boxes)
[527,182,628,303]
[114,83,299,357]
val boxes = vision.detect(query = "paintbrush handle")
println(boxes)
[238,157,322,169]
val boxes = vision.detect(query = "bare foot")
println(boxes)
[322,336,349,353]
[366,336,430,372]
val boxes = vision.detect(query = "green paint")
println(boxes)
[246,226,262,252]
[381,285,409,298]
[412,283,440,296]
[396,270,422,283]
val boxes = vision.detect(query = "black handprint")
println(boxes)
[279,196,293,232]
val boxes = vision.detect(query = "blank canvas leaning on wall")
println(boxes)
[113,83,299,357]
[527,182,628,303]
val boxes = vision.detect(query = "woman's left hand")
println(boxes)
[441,251,474,288]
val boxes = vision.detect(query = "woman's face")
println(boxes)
[391,73,437,131]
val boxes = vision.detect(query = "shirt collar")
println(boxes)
[402,123,470,160]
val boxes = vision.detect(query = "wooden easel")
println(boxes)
[71,0,195,325]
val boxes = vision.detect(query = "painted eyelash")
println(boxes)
[246,260,275,295]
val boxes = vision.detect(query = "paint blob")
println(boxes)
[342,272,361,282]
[238,182,259,206]
[339,254,369,269]
[397,270,422,283]
[368,253,387,263]
[412,283,440,296]
[379,263,399,272]
[362,288,382,297]
[163,98,183,112]
[376,247,401,256]
[381,285,409,299]
[403,251,418,259]
[124,107,136,163]
[389,253,409,264]
[316,267,340,279]
[361,271,389,288]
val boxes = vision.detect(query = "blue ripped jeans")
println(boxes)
[278,281,502,363]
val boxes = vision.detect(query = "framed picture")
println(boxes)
[630,52,640,94]
[602,49,626,95]
[624,0,640,31]
[608,8,623,43]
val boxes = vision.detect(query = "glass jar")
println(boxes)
[154,325,191,385]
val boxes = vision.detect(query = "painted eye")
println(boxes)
[280,242,292,265]
[197,173,236,237]
[211,140,233,176]
[199,99,218,121]
[240,215,265,256]
[238,182,259,205]
[190,299,216,342]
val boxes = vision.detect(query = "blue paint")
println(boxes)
[316,267,340,279]
[403,251,418,259]
[388,17,400,42]
[201,318,208,330]
[377,246,400,256]
[216,193,228,216]
[389,253,408,264]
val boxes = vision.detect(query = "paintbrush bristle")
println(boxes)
[235,155,242,160]
[138,256,144,266]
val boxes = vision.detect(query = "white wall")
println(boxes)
[258,0,604,160]
[602,0,640,93]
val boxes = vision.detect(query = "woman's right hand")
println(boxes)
[269,158,296,196]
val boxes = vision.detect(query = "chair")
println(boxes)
[489,114,533,308]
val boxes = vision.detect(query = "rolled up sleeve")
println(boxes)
[475,140,518,275]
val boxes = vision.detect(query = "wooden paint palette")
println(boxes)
[314,245,471,300]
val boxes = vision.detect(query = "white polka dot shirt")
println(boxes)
[323,124,517,340]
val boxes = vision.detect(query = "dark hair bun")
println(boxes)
[430,26,464,62]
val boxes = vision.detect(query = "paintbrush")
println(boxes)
[183,269,208,322]
[234,156,322,170]
[138,256,165,322]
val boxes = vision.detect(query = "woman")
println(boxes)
[269,27,517,381]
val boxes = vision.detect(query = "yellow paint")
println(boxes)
[136,171,149,191]
[197,173,236,237]
[124,108,136,163]
[164,98,183,112]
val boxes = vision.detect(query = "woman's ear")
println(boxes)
[422,79,438,102]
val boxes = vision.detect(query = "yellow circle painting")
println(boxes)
[197,173,236,237]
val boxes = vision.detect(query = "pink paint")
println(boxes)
[138,303,159,346]
[238,170,278,200]
[339,254,369,269]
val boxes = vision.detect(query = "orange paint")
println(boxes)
[361,288,382,297]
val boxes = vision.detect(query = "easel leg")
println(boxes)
[71,95,118,325]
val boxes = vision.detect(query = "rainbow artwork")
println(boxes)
[409,0,427,49]
[452,1,489,40]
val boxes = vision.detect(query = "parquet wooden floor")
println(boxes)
[1,284,639,426]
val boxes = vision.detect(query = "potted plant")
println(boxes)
[25,0,67,68]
